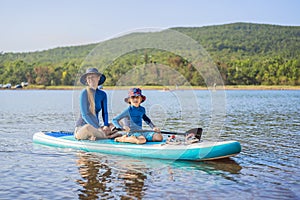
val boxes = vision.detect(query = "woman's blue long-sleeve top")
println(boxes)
[112,105,154,131]
[76,88,109,128]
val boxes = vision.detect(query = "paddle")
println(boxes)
[127,128,203,140]
[162,128,202,140]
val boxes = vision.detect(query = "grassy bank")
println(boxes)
[223,85,300,90]
[14,85,300,90]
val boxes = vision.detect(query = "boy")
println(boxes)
[112,88,163,144]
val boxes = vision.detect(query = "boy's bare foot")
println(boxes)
[127,136,140,144]
[115,135,127,142]
[114,135,142,144]
[89,135,96,141]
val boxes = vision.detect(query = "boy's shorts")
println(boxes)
[128,131,155,142]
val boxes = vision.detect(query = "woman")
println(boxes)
[75,68,120,140]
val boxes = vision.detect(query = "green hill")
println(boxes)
[173,23,300,58]
[0,22,299,86]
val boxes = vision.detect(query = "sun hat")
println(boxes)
[80,68,106,85]
[124,88,146,104]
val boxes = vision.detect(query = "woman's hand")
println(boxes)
[100,126,110,135]
[102,126,110,132]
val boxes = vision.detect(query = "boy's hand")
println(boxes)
[153,127,160,132]
[123,126,130,132]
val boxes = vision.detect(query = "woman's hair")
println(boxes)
[86,86,96,115]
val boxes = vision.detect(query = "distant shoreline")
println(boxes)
[2,85,300,91]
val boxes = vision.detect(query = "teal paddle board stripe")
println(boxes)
[200,141,242,159]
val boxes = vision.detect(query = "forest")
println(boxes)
[0,22,299,87]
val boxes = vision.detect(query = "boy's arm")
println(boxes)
[142,114,155,129]
[112,109,129,129]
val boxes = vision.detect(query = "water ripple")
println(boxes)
[0,90,299,199]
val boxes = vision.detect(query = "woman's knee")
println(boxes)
[75,127,89,140]
[75,125,94,139]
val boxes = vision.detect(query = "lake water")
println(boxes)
[0,89,299,199]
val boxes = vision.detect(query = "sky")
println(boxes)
[0,0,299,53]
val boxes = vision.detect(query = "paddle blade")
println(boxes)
[186,128,202,140]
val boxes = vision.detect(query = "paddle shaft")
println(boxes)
[127,129,187,135]
[159,130,188,135]
[129,128,202,139]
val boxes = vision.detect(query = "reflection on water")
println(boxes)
[76,153,113,199]
[75,152,242,199]
[201,158,242,174]
[75,152,148,199]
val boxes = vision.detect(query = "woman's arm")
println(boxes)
[101,92,109,126]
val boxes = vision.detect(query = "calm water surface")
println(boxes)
[0,89,299,199]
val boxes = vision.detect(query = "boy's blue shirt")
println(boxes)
[112,105,154,131]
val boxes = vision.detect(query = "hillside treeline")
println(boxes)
[0,23,299,86]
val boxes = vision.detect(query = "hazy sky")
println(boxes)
[1,0,299,53]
